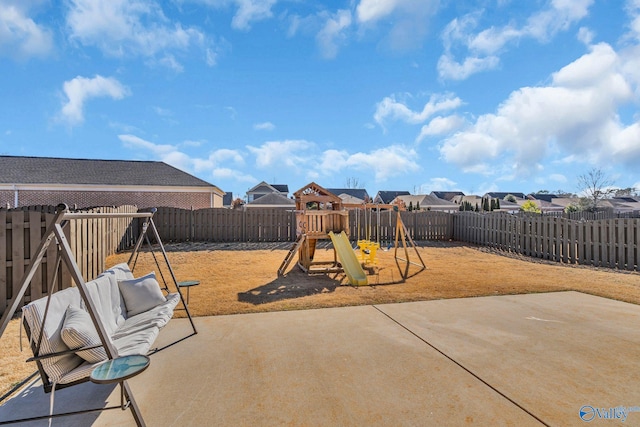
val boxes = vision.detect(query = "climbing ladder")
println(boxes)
[278,234,306,276]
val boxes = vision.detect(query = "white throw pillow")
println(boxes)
[60,305,108,364]
[118,272,167,317]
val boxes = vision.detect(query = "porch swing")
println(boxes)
[0,204,197,426]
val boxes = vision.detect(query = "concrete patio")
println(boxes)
[1,291,639,426]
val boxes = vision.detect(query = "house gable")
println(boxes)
[246,181,289,202]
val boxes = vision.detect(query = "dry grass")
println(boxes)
[2,240,639,400]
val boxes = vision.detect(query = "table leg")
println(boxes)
[123,381,146,427]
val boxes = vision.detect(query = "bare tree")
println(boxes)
[577,168,615,211]
[345,177,365,189]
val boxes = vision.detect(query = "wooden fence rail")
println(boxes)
[454,212,639,271]
[1,205,138,315]
[152,207,453,244]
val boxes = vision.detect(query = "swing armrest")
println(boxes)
[26,344,104,363]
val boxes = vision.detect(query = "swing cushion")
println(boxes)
[60,305,107,363]
[117,272,167,317]
[22,263,179,387]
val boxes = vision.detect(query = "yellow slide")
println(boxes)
[329,231,368,286]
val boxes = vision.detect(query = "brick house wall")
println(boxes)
[0,189,220,209]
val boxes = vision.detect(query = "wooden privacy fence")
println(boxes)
[1,205,139,315]
[152,207,298,242]
[152,207,454,243]
[454,211,639,271]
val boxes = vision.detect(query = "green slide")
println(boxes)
[328,231,368,286]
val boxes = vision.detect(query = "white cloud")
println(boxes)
[356,0,403,23]
[0,2,53,59]
[231,0,277,30]
[120,134,251,185]
[416,115,465,142]
[183,0,276,31]
[549,173,568,183]
[374,93,462,128]
[119,134,175,155]
[247,140,315,170]
[319,145,419,182]
[66,0,211,69]
[60,75,130,125]
[438,0,594,80]
[523,0,592,42]
[437,53,500,81]
[625,0,640,41]
[355,0,438,51]
[213,168,255,182]
[423,177,457,191]
[577,26,594,45]
[316,9,352,59]
[254,121,275,131]
[158,54,184,73]
[439,42,640,176]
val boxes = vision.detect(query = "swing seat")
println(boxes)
[22,263,180,393]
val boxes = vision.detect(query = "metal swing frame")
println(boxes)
[0,204,197,426]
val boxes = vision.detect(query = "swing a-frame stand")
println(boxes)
[0,204,197,426]
[392,208,427,278]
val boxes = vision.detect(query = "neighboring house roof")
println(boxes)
[374,191,410,204]
[336,193,365,205]
[271,184,289,194]
[430,191,465,201]
[609,197,640,212]
[528,193,560,202]
[0,155,223,194]
[394,194,458,210]
[531,199,565,212]
[245,192,294,208]
[246,181,288,195]
[452,195,520,212]
[485,192,526,200]
[326,188,370,201]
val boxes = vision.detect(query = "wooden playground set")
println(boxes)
[277,182,426,285]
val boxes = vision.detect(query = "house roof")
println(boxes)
[245,192,294,207]
[395,194,458,208]
[326,188,370,201]
[336,194,365,205]
[528,193,560,202]
[485,192,526,200]
[271,184,289,193]
[0,156,221,191]
[246,181,288,194]
[430,191,465,201]
[375,191,410,204]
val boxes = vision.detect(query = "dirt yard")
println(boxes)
[2,241,639,399]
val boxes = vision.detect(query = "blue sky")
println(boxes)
[1,0,640,200]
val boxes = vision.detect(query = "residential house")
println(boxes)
[430,191,465,202]
[244,192,295,209]
[393,194,458,212]
[452,194,520,213]
[374,190,410,204]
[485,192,526,201]
[0,156,224,209]
[326,188,371,208]
[246,182,289,202]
